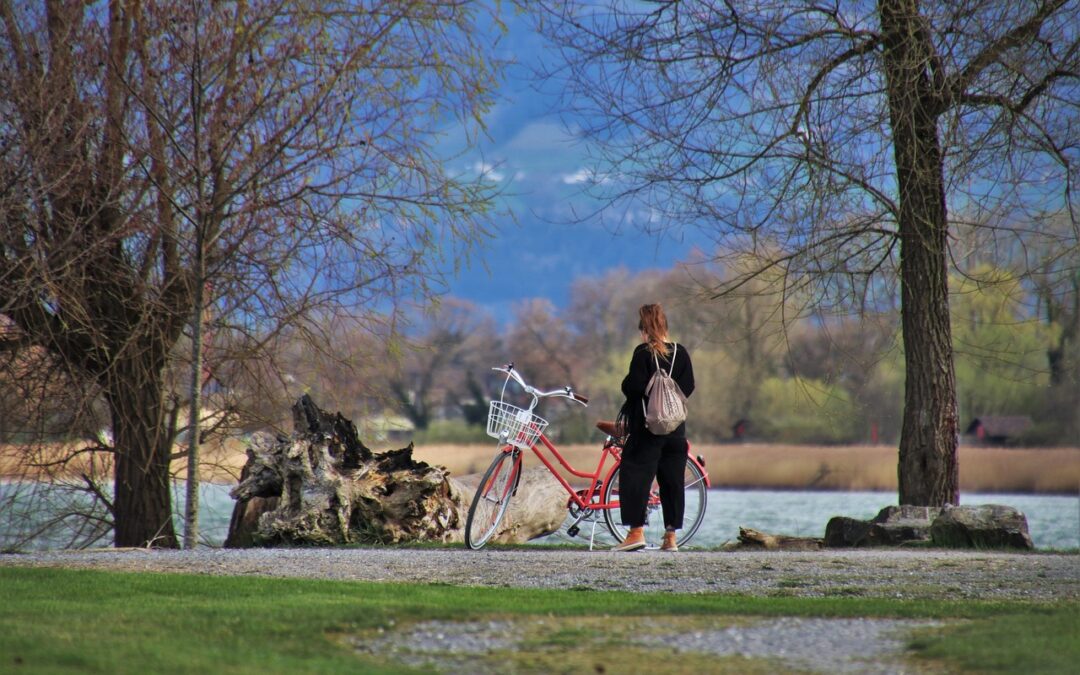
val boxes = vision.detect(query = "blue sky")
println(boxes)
[438,9,714,319]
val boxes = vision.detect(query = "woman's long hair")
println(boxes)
[638,304,671,358]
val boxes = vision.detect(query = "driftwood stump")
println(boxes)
[225,395,565,547]
[732,527,823,551]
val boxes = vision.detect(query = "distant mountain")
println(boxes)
[438,12,713,316]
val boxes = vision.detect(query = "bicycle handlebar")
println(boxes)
[492,364,588,407]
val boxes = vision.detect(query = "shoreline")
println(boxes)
[3,476,1077,496]
[4,442,1078,493]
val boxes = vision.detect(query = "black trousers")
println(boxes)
[618,431,688,529]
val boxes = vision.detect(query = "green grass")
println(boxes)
[910,608,1080,674]
[1,566,1075,673]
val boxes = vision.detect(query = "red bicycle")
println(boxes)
[464,364,710,550]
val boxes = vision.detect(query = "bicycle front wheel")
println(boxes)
[602,456,708,547]
[464,448,522,550]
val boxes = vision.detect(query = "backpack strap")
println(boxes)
[645,349,661,411]
[651,343,677,377]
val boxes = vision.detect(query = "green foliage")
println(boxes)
[377,258,1076,446]
[683,347,743,441]
[410,419,490,445]
[589,336,640,406]
[851,346,906,444]
[542,406,599,444]
[754,376,861,443]
[951,266,1052,423]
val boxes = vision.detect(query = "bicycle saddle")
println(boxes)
[595,420,625,438]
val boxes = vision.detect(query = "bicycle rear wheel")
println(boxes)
[464,448,522,550]
[602,456,708,547]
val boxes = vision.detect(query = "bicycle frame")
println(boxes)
[522,433,621,511]
[468,363,711,550]
[498,431,709,513]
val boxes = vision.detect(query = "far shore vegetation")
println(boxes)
[4,440,1077,495]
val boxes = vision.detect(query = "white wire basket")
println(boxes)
[486,400,548,449]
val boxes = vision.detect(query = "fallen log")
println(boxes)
[733,527,823,551]
[225,395,564,547]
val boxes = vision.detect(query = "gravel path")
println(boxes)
[4,548,1076,674]
[355,616,945,674]
[2,547,1075,601]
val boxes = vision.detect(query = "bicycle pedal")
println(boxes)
[567,525,580,537]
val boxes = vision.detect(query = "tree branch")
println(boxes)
[946,0,1070,104]
[959,69,1079,114]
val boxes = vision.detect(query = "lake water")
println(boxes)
[677,489,1079,550]
[2,482,1078,551]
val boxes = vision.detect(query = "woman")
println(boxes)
[613,303,695,552]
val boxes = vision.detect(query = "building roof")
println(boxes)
[964,415,1033,438]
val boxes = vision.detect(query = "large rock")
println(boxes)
[825,506,940,547]
[825,503,1034,549]
[823,516,874,547]
[930,504,1033,549]
[450,467,568,546]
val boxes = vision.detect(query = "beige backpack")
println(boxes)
[643,343,687,435]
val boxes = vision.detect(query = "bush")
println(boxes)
[410,419,490,445]
[754,376,861,444]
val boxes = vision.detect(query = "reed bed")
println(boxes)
[415,442,1080,494]
[0,438,247,484]
[3,440,1077,494]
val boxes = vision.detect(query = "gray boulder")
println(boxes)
[825,505,941,547]
[823,516,875,547]
[929,504,1033,549]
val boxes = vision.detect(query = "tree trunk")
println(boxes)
[879,0,959,506]
[108,359,179,548]
[183,235,207,550]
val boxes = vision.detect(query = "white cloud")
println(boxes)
[472,161,505,182]
[561,167,609,185]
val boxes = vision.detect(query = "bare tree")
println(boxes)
[787,313,903,442]
[506,299,581,386]
[387,298,502,431]
[566,268,665,362]
[528,0,1079,506]
[0,1,504,548]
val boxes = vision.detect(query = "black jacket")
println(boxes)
[619,342,695,437]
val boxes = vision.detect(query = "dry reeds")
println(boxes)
[1,438,248,484]
[413,442,1080,494]
[4,440,1078,494]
